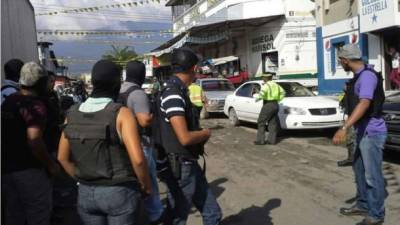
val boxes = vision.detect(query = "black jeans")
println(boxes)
[256,101,279,144]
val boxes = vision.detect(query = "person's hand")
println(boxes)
[333,129,347,145]
[47,163,61,177]
[203,128,211,141]
[141,185,152,198]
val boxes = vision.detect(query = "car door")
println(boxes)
[232,83,256,121]
[247,83,264,122]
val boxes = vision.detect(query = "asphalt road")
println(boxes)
[54,116,400,225]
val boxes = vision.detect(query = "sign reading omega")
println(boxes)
[251,34,275,53]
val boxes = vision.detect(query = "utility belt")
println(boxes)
[263,100,278,104]
[166,153,207,180]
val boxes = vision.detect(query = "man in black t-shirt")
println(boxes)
[157,48,222,225]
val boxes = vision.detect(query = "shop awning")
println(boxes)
[211,56,238,65]
[149,30,229,57]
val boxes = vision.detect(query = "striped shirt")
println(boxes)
[160,76,188,122]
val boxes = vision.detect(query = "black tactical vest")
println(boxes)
[64,102,136,185]
[343,65,385,118]
[156,80,203,159]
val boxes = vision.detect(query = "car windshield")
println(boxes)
[278,82,315,97]
[202,80,235,91]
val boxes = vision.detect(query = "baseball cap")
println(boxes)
[19,62,47,87]
[337,44,362,60]
[260,73,273,78]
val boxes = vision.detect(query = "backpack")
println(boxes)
[1,85,19,101]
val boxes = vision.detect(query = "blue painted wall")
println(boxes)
[316,27,348,95]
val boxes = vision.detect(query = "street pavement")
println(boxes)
[55,116,400,225]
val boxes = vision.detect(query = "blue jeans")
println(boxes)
[77,182,141,225]
[166,161,222,225]
[2,168,52,225]
[353,133,387,220]
[143,146,164,221]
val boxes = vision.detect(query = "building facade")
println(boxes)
[315,0,400,95]
[1,0,39,80]
[152,0,318,85]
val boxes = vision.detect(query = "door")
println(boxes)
[232,83,254,120]
[247,83,264,122]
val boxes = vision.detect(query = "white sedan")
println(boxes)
[224,80,344,129]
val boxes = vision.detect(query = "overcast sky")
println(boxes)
[30,0,172,74]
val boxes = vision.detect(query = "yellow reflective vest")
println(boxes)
[256,81,285,102]
[188,84,204,107]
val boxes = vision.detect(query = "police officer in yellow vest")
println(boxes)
[254,73,285,145]
[189,81,207,127]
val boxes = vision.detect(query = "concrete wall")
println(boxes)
[1,0,38,80]
[322,0,358,25]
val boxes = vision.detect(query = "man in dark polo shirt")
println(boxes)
[157,47,222,225]
[1,62,59,225]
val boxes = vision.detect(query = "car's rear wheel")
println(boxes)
[229,108,240,126]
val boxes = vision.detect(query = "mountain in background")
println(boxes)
[49,20,172,75]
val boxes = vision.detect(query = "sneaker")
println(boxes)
[337,159,353,167]
[340,205,368,216]
[356,216,384,225]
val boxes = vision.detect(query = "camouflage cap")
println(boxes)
[19,62,47,87]
[260,73,273,77]
[337,44,362,60]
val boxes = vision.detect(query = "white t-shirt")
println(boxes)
[392,52,400,69]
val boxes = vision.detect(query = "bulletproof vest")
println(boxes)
[155,81,203,158]
[343,66,385,118]
[117,85,152,137]
[64,102,136,185]
[1,95,43,174]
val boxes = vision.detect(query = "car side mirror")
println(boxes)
[252,93,258,98]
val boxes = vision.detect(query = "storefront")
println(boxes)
[359,0,400,90]
[316,0,400,94]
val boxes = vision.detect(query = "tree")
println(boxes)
[102,45,139,67]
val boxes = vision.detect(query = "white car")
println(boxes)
[224,80,344,129]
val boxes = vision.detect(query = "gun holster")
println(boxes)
[168,153,181,179]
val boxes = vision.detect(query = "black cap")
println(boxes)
[171,47,199,73]
[125,60,146,86]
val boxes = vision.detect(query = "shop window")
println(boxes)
[330,36,349,73]
[262,52,278,74]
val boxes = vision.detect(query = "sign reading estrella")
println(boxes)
[361,0,387,23]
[358,0,399,33]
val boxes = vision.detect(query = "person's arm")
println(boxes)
[135,113,153,128]
[333,72,377,145]
[170,116,211,146]
[128,91,153,128]
[117,107,152,195]
[27,126,59,176]
[57,131,75,177]
[333,99,371,145]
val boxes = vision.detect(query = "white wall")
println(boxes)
[1,0,39,80]
[246,18,317,76]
